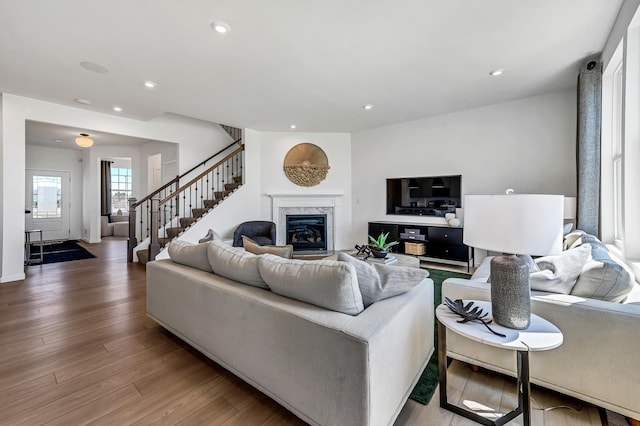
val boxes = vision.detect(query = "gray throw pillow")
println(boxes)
[337,252,429,307]
[258,254,364,315]
[242,236,293,259]
[167,240,213,272]
[571,250,636,303]
[206,240,268,289]
[529,244,591,294]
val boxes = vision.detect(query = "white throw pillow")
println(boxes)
[167,240,213,272]
[337,253,429,307]
[206,240,268,289]
[529,244,591,294]
[258,254,364,315]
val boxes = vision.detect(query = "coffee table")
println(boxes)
[365,252,419,268]
[327,252,420,268]
[436,300,563,425]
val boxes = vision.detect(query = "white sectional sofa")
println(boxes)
[146,241,434,426]
[442,231,640,420]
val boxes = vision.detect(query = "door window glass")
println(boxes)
[32,175,62,218]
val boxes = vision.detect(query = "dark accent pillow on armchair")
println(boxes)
[232,221,276,247]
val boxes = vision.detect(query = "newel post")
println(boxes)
[127,197,138,263]
[149,198,161,261]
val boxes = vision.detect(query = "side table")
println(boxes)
[436,300,563,426]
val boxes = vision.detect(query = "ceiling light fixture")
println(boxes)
[74,98,91,105]
[143,80,157,89]
[290,124,297,130]
[54,139,64,143]
[363,104,374,110]
[489,69,504,76]
[113,106,123,112]
[211,21,231,34]
[75,133,94,148]
[80,61,109,73]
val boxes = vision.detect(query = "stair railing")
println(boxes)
[128,141,244,262]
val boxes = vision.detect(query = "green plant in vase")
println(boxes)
[368,232,399,258]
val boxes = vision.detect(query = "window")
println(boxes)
[111,167,132,213]
[32,175,62,218]
[612,60,624,245]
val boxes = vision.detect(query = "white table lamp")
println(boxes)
[464,193,564,329]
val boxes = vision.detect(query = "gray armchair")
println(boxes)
[233,221,277,247]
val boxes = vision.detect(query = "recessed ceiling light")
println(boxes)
[290,124,297,130]
[54,139,64,143]
[211,21,231,34]
[74,98,91,105]
[143,80,157,89]
[113,106,123,112]
[489,69,504,76]
[80,61,109,73]
[363,104,374,110]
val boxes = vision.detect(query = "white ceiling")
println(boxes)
[25,120,160,150]
[0,1,624,133]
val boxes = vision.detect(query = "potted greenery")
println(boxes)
[368,232,399,258]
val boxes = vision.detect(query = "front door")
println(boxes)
[25,170,71,241]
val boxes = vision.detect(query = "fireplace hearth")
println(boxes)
[286,214,327,252]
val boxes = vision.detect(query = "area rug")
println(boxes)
[409,267,471,405]
[28,240,96,265]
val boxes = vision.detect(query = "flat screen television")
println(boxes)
[386,175,461,217]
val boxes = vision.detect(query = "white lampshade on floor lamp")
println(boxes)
[464,192,564,329]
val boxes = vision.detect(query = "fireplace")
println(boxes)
[286,214,328,252]
[269,194,341,254]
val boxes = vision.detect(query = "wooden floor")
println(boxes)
[0,239,604,425]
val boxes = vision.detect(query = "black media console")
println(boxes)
[368,221,473,272]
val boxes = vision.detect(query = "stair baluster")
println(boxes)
[129,139,244,263]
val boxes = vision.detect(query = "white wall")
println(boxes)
[166,129,354,254]
[26,145,83,239]
[603,0,640,68]
[0,95,4,277]
[350,89,578,246]
[0,93,233,282]
[257,131,353,250]
[139,140,178,194]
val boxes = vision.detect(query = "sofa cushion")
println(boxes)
[242,236,293,259]
[110,215,129,223]
[337,253,429,307]
[258,254,364,315]
[167,240,213,272]
[206,240,268,289]
[530,244,591,294]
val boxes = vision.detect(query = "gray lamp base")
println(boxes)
[490,254,531,329]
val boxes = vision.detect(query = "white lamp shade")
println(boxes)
[564,196,577,219]
[463,194,564,256]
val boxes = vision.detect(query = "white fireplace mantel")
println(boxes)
[268,194,343,251]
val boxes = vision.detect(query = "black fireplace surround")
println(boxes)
[285,214,327,252]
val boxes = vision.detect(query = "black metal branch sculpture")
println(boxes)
[444,297,506,338]
[354,244,372,259]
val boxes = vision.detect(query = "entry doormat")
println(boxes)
[409,267,471,405]
[28,240,96,265]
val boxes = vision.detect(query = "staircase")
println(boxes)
[129,127,244,263]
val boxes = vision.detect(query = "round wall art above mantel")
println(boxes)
[283,143,330,187]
